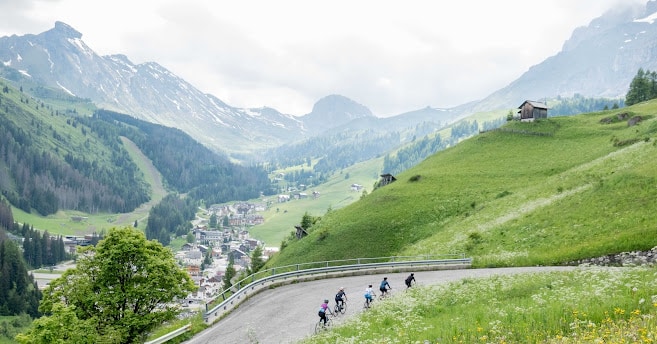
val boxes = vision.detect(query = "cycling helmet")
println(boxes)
[324,299,329,303]
[340,287,344,290]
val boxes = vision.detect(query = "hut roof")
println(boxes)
[518,100,548,109]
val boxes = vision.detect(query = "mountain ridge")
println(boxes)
[2,1,657,161]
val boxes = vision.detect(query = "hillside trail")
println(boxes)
[115,137,167,225]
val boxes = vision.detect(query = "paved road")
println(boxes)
[184,266,575,344]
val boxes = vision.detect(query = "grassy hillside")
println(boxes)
[249,158,382,246]
[266,101,657,268]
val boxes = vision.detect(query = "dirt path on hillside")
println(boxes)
[114,137,167,225]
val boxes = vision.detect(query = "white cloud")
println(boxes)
[0,0,646,117]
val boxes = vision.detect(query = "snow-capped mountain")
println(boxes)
[0,21,306,155]
[471,1,657,111]
[3,1,657,159]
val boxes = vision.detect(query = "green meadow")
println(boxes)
[267,102,657,268]
[273,100,657,343]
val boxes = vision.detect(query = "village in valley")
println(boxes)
[174,178,371,309]
[173,200,273,310]
[39,174,377,313]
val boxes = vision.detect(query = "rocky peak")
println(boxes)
[50,21,82,39]
[310,94,372,119]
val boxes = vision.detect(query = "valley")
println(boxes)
[2,2,657,342]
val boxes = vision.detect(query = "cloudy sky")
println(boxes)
[0,0,646,117]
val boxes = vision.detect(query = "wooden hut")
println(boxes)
[379,173,397,187]
[517,100,548,121]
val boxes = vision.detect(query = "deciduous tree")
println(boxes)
[19,227,195,343]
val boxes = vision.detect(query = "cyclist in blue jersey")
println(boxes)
[379,277,392,297]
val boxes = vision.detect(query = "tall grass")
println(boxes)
[303,267,657,343]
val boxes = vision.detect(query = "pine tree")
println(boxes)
[223,255,236,290]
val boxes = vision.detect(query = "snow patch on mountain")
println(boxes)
[634,11,657,24]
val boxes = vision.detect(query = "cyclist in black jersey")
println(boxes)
[335,287,347,310]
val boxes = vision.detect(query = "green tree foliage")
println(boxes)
[1,199,68,268]
[82,110,275,203]
[0,93,149,215]
[549,94,625,116]
[209,213,217,229]
[223,255,236,291]
[0,239,42,318]
[0,203,42,318]
[264,129,406,178]
[16,303,99,344]
[300,211,315,231]
[145,194,197,246]
[249,245,265,274]
[382,118,505,176]
[186,232,195,244]
[625,68,657,106]
[20,227,196,344]
[17,224,68,269]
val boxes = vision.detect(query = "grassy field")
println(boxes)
[266,101,657,268]
[249,158,382,247]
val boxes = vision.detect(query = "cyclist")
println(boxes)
[379,277,392,297]
[364,284,375,308]
[335,287,347,311]
[318,299,332,326]
[405,273,416,288]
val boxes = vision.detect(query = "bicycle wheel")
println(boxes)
[314,320,322,334]
[339,302,347,314]
[364,298,373,309]
[333,304,340,315]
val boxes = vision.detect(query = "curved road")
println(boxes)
[185,266,575,344]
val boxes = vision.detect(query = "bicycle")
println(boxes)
[334,300,347,315]
[363,295,375,309]
[378,287,392,300]
[314,316,333,334]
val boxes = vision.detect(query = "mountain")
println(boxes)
[0,22,468,162]
[0,22,305,156]
[0,80,271,218]
[3,1,657,166]
[300,94,374,133]
[472,1,657,112]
